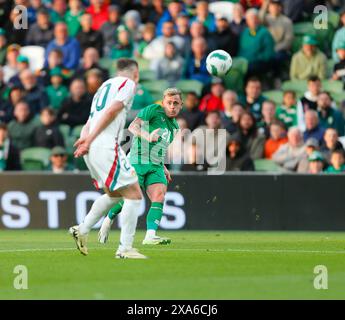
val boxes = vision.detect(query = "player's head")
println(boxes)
[116,58,139,83]
[162,88,183,118]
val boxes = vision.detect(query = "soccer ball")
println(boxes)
[206,50,232,77]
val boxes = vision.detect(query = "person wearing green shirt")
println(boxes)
[99,88,182,246]
[276,90,298,129]
[64,0,84,37]
[324,150,345,174]
[45,67,69,111]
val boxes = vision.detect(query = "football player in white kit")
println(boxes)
[69,59,146,259]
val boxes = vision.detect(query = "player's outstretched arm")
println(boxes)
[74,101,125,157]
[128,117,160,143]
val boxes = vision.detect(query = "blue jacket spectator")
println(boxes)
[156,1,185,36]
[45,22,81,70]
[303,110,325,145]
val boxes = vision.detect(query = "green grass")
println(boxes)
[0,230,345,299]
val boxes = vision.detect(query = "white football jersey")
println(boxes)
[88,76,136,148]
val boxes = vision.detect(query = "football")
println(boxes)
[206,49,232,77]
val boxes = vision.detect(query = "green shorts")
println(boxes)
[132,163,167,190]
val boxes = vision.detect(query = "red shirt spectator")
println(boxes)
[198,78,225,112]
[86,0,109,31]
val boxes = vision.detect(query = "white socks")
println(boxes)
[145,229,156,239]
[119,199,142,252]
[79,194,121,235]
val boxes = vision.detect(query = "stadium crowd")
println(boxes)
[1,0,345,174]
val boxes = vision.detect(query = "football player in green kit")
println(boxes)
[98,88,183,245]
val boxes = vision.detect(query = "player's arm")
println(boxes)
[163,165,172,183]
[74,100,125,157]
[128,117,160,143]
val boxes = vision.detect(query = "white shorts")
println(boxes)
[84,142,138,192]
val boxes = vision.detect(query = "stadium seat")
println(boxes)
[328,10,340,29]
[293,22,316,36]
[71,125,83,140]
[327,59,335,78]
[99,58,117,76]
[74,156,88,171]
[176,79,204,96]
[20,46,45,72]
[21,147,51,171]
[321,80,343,94]
[332,92,345,105]
[208,1,234,22]
[281,80,307,95]
[254,159,285,172]
[262,90,283,104]
[136,57,150,71]
[142,80,170,93]
[222,57,248,93]
[291,35,304,54]
[139,69,156,82]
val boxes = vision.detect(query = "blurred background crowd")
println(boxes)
[1,0,345,174]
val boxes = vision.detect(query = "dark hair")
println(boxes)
[116,58,138,72]
[40,107,56,117]
[270,119,287,131]
[206,110,221,118]
[0,122,7,130]
[308,75,320,82]
[239,111,257,137]
[186,91,199,98]
[283,90,296,97]
[331,149,345,158]
[245,76,261,86]
[50,48,63,57]
[319,91,332,100]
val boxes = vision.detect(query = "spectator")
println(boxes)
[19,69,49,115]
[223,102,244,135]
[38,48,65,86]
[190,110,230,169]
[211,14,238,57]
[230,3,246,36]
[237,111,265,159]
[307,150,325,174]
[317,92,345,136]
[156,42,184,86]
[324,149,345,173]
[332,9,345,62]
[124,10,143,43]
[0,66,6,99]
[303,110,325,145]
[8,100,38,150]
[110,27,133,59]
[297,137,319,173]
[176,13,190,43]
[264,120,288,159]
[74,47,108,82]
[3,44,20,83]
[180,142,209,172]
[45,22,81,70]
[238,8,275,77]
[185,37,211,85]
[199,77,225,112]
[298,75,322,113]
[180,91,204,131]
[320,128,345,163]
[100,5,121,57]
[221,90,240,132]
[239,77,266,121]
[50,0,67,24]
[26,8,54,47]
[76,13,103,56]
[0,122,21,171]
[290,35,327,80]
[64,0,84,37]
[133,0,154,24]
[86,0,109,31]
[136,23,156,57]
[272,126,305,171]
[151,0,165,24]
[226,133,255,171]
[191,1,216,33]
[0,28,7,65]
[332,41,345,88]
[45,67,69,111]
[240,0,263,10]
[258,100,277,138]
[0,85,24,124]
[49,146,74,173]
[4,7,28,45]
[33,107,64,148]
[156,0,184,35]
[58,78,91,128]
[85,68,103,96]
[282,0,304,22]
[8,55,30,87]
[276,90,298,129]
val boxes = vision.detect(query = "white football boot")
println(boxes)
[115,248,148,259]
[142,236,171,245]
[69,225,88,256]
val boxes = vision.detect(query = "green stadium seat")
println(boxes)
[74,156,88,171]
[291,35,304,53]
[21,147,51,171]
[322,80,343,94]
[293,22,316,36]
[175,79,204,96]
[139,69,156,82]
[281,80,307,95]
[327,59,335,78]
[328,10,340,29]
[254,159,285,172]
[59,124,71,142]
[332,92,345,105]
[136,57,150,70]
[99,58,117,76]
[142,80,170,93]
[262,90,283,104]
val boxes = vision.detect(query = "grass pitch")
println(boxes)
[0,230,345,299]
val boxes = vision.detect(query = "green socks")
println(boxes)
[107,199,124,220]
[146,202,163,231]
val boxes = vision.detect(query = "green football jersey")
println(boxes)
[130,104,179,166]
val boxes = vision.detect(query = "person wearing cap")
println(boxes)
[324,149,345,173]
[290,34,327,80]
[85,0,109,31]
[307,150,325,174]
[238,8,275,76]
[100,5,121,56]
[26,8,54,47]
[332,41,345,87]
[0,122,21,171]
[0,28,7,65]
[296,137,319,173]
[7,55,30,87]
[320,128,345,163]
[211,13,238,57]
[45,67,69,110]
[199,77,225,112]
[33,107,65,149]
[2,44,20,83]
[226,132,255,171]
[48,146,74,173]
[272,126,305,171]
[64,0,84,37]
[332,9,345,62]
